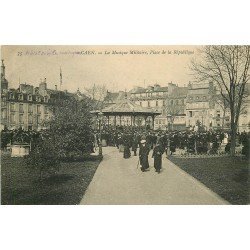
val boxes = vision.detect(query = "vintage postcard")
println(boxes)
[1,45,249,205]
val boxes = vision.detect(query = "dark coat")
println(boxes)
[132,138,138,151]
[152,145,163,170]
[123,138,131,158]
[123,145,131,158]
[139,145,150,170]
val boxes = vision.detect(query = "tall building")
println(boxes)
[185,82,216,130]
[1,79,53,131]
[0,62,86,131]
[167,86,188,130]
[130,83,173,129]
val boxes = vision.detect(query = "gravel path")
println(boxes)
[80,147,229,205]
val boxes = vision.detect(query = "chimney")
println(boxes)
[55,85,57,90]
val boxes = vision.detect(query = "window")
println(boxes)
[28,104,33,113]
[189,111,193,117]
[196,96,199,100]
[28,114,33,124]
[140,102,142,106]
[44,96,48,102]
[10,93,15,99]
[148,101,150,107]
[19,104,24,113]
[28,95,32,101]
[19,114,24,124]
[163,100,166,106]
[156,101,158,107]
[37,105,41,114]
[10,103,15,111]
[10,113,15,123]
[18,94,23,100]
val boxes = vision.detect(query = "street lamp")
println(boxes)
[98,111,103,157]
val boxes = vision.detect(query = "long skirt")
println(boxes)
[153,156,162,171]
[140,156,149,170]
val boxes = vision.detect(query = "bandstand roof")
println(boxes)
[91,98,161,116]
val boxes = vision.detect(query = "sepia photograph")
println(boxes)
[1,1,250,250]
[1,45,249,205]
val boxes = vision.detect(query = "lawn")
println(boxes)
[1,154,102,205]
[169,156,249,205]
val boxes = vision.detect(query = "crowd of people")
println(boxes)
[1,125,249,173]
[1,127,40,149]
[95,125,250,172]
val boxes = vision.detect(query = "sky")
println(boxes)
[2,45,200,93]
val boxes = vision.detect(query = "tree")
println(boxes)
[47,96,94,159]
[27,133,60,180]
[27,95,94,179]
[191,46,250,156]
[84,83,107,109]
[213,94,230,130]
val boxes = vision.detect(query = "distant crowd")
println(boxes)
[94,125,250,157]
[1,125,249,158]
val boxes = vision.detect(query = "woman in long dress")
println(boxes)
[123,138,131,159]
[152,143,164,173]
[139,140,150,172]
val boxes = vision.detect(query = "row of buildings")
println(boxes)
[1,60,85,131]
[1,59,250,132]
[104,82,250,132]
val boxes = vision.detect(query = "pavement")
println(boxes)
[80,147,229,205]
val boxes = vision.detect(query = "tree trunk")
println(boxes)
[230,122,237,156]
[222,109,226,130]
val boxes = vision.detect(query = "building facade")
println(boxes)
[130,83,175,129]
[1,80,53,131]
[185,82,216,130]
[1,60,86,131]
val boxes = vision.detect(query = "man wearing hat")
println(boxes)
[139,139,150,172]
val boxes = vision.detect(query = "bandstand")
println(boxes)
[91,97,161,130]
